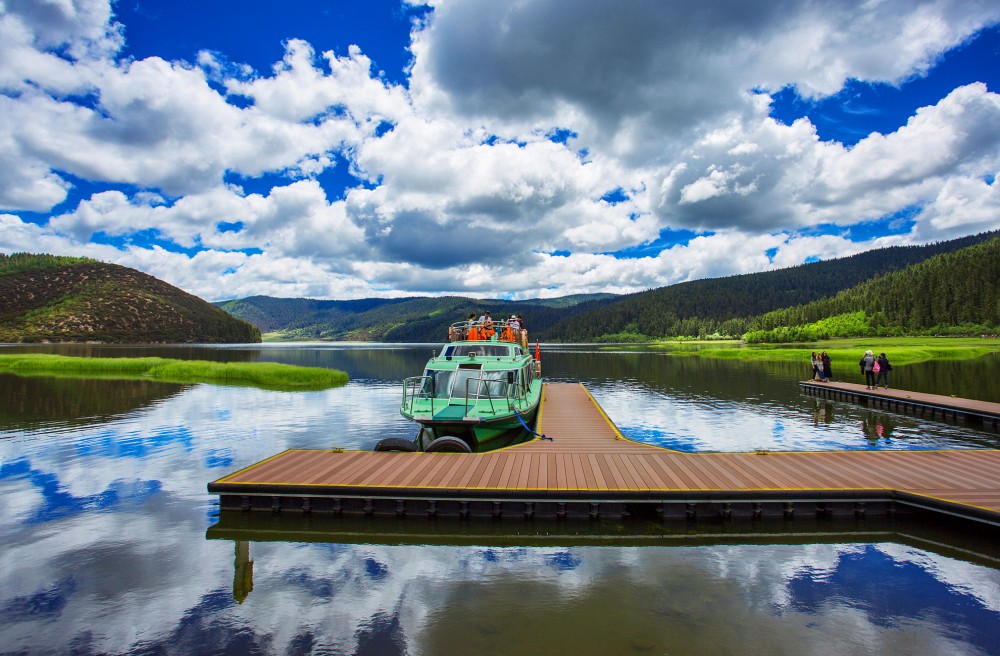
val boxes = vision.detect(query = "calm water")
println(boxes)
[1,343,999,655]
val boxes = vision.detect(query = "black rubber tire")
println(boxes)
[373,437,419,452]
[424,436,473,453]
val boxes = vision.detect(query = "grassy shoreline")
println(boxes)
[639,336,1000,366]
[0,354,348,391]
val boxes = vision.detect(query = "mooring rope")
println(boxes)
[513,408,552,441]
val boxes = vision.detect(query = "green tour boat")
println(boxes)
[382,318,542,453]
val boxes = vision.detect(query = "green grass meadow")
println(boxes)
[646,336,1000,366]
[0,354,348,391]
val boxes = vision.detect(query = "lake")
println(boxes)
[1,343,999,655]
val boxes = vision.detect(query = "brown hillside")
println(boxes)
[0,258,260,343]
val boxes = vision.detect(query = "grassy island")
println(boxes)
[0,354,348,391]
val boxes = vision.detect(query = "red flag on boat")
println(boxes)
[535,340,540,361]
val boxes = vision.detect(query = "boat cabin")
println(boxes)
[418,347,536,401]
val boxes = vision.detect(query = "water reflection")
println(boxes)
[540,346,1000,452]
[199,514,1000,656]
[0,373,187,431]
[1,343,999,654]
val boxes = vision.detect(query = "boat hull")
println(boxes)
[412,400,540,451]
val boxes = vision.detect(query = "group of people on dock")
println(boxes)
[810,350,893,389]
[810,351,833,382]
[449,311,529,348]
[859,350,892,389]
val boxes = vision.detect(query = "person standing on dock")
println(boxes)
[860,350,876,389]
[810,352,826,381]
[821,351,833,381]
[875,352,892,388]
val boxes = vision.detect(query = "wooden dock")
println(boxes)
[801,380,1000,428]
[208,383,1000,525]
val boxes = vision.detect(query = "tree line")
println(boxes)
[540,230,1000,341]
[742,236,1000,341]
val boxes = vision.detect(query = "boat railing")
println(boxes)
[448,320,528,348]
[463,373,530,412]
[462,377,498,414]
[401,376,436,416]
[404,372,530,419]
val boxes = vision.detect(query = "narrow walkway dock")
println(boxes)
[209,383,1000,525]
[801,380,1000,428]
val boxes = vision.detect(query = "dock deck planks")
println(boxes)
[209,383,1000,524]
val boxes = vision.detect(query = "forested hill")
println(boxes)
[742,235,1000,342]
[542,230,1000,341]
[216,293,617,342]
[0,254,261,343]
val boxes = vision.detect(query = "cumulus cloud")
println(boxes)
[408,0,1000,161]
[650,83,1000,235]
[1,0,999,301]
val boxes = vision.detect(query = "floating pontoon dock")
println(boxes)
[801,380,1000,428]
[208,383,1000,525]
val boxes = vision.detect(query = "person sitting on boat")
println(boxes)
[480,311,495,339]
[449,316,467,342]
[504,315,520,342]
[466,313,481,341]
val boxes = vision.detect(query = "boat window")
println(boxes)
[478,370,509,398]
[453,367,485,397]
[442,344,512,358]
[419,370,454,398]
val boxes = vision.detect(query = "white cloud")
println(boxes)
[652,83,1000,234]
[407,0,1000,161]
[224,39,410,125]
[1,0,999,301]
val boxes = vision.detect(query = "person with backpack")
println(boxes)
[859,350,876,389]
[875,352,892,388]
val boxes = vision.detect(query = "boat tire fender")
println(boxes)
[374,437,419,452]
[424,436,473,453]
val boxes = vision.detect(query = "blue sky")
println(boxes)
[2,0,999,301]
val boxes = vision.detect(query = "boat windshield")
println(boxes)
[419,367,514,399]
[418,370,454,398]
[476,370,509,398]
[442,344,511,358]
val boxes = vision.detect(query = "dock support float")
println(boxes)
[800,381,1000,429]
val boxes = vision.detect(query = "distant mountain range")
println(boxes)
[0,254,260,344]
[219,230,999,342]
[4,229,995,345]
[214,294,617,342]
[543,230,1000,341]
